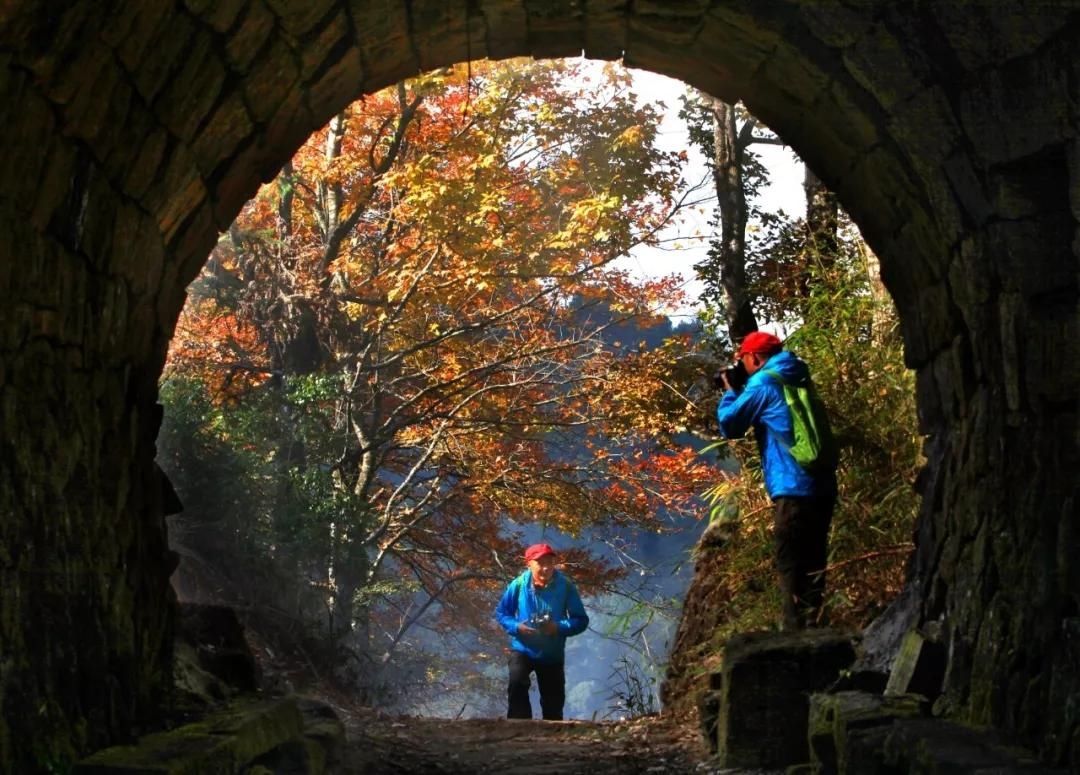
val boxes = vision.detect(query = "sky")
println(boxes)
[602,64,808,324]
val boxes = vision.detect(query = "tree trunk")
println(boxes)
[862,241,894,344]
[332,534,373,693]
[709,97,758,344]
[277,160,294,241]
[802,167,839,295]
[318,114,346,240]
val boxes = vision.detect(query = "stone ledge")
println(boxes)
[845,716,1067,774]
[73,696,342,774]
[808,690,928,774]
[712,629,858,769]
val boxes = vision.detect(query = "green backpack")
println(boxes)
[762,368,837,471]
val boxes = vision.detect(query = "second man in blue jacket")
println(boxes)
[494,543,589,720]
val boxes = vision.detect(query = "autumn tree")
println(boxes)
[162,59,713,699]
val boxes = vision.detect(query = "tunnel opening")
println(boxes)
[1,3,1075,770]
[156,55,920,726]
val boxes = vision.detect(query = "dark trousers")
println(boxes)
[507,651,565,720]
[774,495,835,630]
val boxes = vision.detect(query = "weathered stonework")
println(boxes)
[0,0,1076,771]
[713,630,857,769]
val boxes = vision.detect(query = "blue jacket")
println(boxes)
[494,569,588,663]
[717,350,837,500]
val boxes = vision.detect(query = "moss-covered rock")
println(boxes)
[714,629,857,769]
[73,694,345,774]
[882,628,946,700]
[845,717,1070,774]
[808,691,927,774]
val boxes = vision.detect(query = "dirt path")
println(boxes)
[336,710,782,774]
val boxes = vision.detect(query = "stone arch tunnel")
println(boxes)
[0,0,1076,769]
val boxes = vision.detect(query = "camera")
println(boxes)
[713,360,749,392]
[530,613,552,628]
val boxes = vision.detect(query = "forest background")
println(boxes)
[157,58,921,720]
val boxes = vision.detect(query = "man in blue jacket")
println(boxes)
[717,331,838,630]
[494,543,589,720]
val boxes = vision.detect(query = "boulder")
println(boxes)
[845,717,1069,774]
[73,697,343,774]
[808,690,927,774]
[712,629,857,769]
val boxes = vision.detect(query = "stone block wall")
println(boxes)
[712,630,856,769]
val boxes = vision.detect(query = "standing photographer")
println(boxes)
[716,331,838,630]
[494,543,589,720]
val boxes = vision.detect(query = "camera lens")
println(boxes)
[724,361,749,392]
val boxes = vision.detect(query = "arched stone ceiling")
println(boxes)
[2,1,985,356]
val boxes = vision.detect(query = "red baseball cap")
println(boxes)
[736,331,783,358]
[524,543,557,562]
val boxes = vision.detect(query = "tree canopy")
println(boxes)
[161,59,713,701]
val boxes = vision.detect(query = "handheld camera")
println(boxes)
[713,360,749,393]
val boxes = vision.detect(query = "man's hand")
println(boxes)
[719,370,732,391]
[517,621,558,636]
[538,619,558,636]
